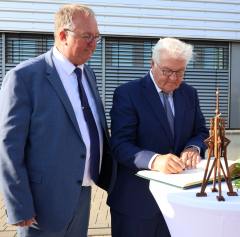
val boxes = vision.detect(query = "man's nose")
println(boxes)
[169,72,178,80]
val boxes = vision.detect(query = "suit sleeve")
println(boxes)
[110,86,155,171]
[0,70,35,224]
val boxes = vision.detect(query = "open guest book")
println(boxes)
[137,159,236,189]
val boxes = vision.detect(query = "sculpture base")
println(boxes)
[212,187,218,192]
[227,191,238,196]
[217,195,225,201]
[196,192,207,197]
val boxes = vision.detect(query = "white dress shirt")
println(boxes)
[52,47,103,186]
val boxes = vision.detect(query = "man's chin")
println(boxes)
[168,84,181,92]
[84,52,94,60]
[165,87,178,93]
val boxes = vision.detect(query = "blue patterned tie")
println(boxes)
[161,92,174,138]
[74,68,100,183]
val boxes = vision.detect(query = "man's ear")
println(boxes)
[59,30,67,42]
[151,60,154,68]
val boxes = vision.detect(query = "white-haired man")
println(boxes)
[108,37,208,237]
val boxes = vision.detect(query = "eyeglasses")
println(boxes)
[64,29,101,44]
[159,68,185,78]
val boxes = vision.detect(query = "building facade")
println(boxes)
[0,0,240,128]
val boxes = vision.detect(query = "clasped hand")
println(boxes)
[151,148,201,174]
[14,217,37,227]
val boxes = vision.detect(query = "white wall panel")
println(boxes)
[0,0,239,40]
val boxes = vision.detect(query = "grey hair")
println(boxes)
[152,37,193,64]
[54,4,95,38]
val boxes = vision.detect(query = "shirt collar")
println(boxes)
[53,46,84,75]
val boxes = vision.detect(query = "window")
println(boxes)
[6,34,53,64]
[189,43,228,70]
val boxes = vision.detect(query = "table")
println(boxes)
[149,181,240,237]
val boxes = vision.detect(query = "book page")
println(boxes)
[137,159,235,189]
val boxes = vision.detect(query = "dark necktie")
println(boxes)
[74,67,100,183]
[161,92,174,138]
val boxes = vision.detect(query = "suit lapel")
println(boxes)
[142,74,174,145]
[44,50,83,140]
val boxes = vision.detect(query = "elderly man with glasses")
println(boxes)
[108,37,209,237]
[0,3,113,237]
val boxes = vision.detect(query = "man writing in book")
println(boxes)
[108,37,209,237]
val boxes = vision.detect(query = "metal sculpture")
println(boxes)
[196,89,238,201]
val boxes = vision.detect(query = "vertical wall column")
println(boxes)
[1,33,6,84]
[230,43,240,129]
[101,37,106,108]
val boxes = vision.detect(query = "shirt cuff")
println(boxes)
[148,154,159,169]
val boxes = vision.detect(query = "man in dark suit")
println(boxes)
[0,4,112,237]
[108,37,209,237]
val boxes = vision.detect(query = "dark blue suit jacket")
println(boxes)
[108,72,208,218]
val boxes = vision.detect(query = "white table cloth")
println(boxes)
[149,181,240,237]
